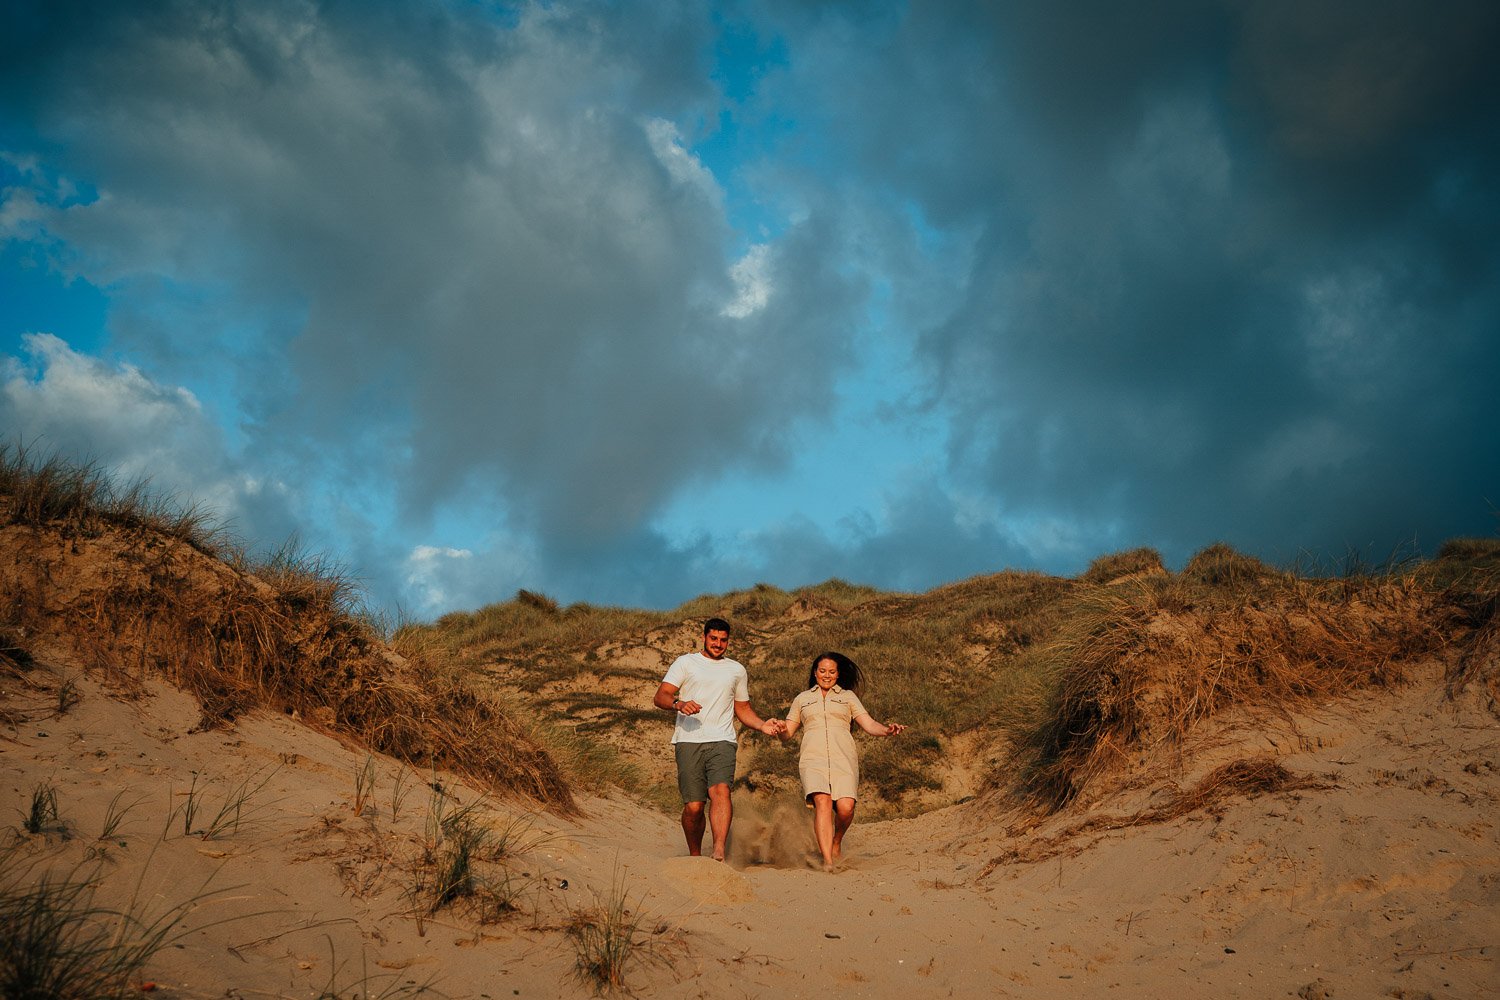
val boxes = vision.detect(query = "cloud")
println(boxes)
[750,0,1500,564]
[3,0,1496,614]
[0,1,872,587]
[1,332,302,545]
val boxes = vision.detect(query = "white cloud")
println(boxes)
[404,545,474,611]
[721,243,772,318]
[4,332,208,472]
[0,333,301,547]
[644,117,722,205]
[402,539,542,614]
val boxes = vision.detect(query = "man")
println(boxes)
[653,617,782,861]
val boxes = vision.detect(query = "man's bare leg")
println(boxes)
[830,797,856,864]
[681,800,707,856]
[706,783,733,861]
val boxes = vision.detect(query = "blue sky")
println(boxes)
[3,0,1498,614]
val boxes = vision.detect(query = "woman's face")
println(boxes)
[814,658,840,690]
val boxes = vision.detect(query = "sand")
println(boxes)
[2,662,1496,999]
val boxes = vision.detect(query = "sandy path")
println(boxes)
[2,667,1495,999]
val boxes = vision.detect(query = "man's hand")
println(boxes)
[676,699,703,715]
[759,719,785,736]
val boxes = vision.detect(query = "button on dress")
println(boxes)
[787,685,870,801]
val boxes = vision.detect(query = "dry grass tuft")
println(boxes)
[1079,548,1167,586]
[1181,542,1279,587]
[1429,537,1500,708]
[0,845,212,999]
[0,446,574,813]
[1160,757,1319,816]
[516,589,561,615]
[1011,569,1444,811]
[978,756,1325,873]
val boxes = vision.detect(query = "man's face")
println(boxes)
[703,629,729,659]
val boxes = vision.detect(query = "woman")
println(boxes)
[780,651,905,872]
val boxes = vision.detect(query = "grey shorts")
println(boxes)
[674,740,737,803]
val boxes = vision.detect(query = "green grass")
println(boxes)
[0,846,217,1000]
[98,791,138,843]
[407,797,541,924]
[21,783,60,836]
[169,767,278,840]
[568,865,655,994]
[428,595,667,663]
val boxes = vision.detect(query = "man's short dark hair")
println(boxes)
[703,617,731,636]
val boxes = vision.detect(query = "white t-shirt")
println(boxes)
[662,651,749,744]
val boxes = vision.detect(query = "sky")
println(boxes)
[2,0,1498,615]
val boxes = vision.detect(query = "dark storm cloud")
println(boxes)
[759,0,1500,566]
[1,0,867,596]
[7,0,1497,613]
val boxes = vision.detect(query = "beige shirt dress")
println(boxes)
[787,685,870,801]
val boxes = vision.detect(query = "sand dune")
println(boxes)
[4,657,1495,998]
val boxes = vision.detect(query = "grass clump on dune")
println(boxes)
[0,847,205,1000]
[432,592,667,663]
[1427,537,1500,705]
[0,444,574,813]
[1079,547,1167,585]
[1003,544,1452,810]
[0,442,224,555]
[568,865,661,995]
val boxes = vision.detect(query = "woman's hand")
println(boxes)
[884,722,906,737]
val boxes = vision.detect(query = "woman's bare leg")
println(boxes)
[831,797,856,862]
[809,794,836,871]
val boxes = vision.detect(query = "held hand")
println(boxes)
[760,719,785,736]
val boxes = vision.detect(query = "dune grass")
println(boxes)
[1079,547,1167,585]
[8,440,1496,821]
[0,443,575,814]
[406,794,543,925]
[568,864,657,994]
[998,544,1455,809]
[430,535,1497,818]
[1426,536,1500,704]
[21,783,61,836]
[0,846,208,1000]
[432,593,668,664]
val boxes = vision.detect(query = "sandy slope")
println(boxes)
[2,661,1496,999]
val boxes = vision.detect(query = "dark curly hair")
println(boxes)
[807,651,863,693]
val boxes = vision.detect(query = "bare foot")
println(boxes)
[711,850,726,862]
[821,860,836,873]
